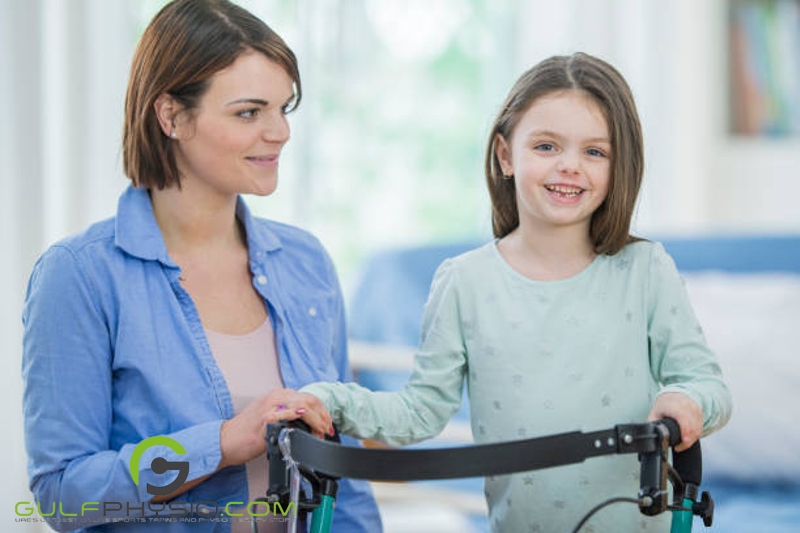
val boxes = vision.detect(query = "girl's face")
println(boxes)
[172,50,295,198]
[496,90,611,236]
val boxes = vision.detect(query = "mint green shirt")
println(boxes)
[303,240,731,532]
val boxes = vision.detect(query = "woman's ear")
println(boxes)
[154,93,181,139]
[494,133,513,177]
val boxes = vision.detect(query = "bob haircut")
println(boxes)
[484,52,644,255]
[123,0,301,189]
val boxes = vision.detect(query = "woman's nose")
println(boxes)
[262,112,290,144]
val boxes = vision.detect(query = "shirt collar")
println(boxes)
[115,185,173,265]
[236,194,282,255]
[115,185,282,264]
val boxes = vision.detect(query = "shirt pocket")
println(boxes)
[283,292,340,380]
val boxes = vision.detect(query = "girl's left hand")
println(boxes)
[647,392,703,452]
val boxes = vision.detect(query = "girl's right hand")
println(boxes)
[219,388,333,469]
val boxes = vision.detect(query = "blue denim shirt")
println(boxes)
[22,185,382,532]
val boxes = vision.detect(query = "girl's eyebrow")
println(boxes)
[527,129,560,139]
[584,136,611,144]
[527,129,610,144]
[225,98,268,107]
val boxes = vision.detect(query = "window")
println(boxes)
[137,0,516,285]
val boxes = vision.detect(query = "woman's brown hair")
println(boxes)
[484,52,643,255]
[123,0,301,189]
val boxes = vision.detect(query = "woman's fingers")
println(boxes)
[220,388,336,469]
[262,389,333,439]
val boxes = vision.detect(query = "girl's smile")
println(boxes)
[543,183,586,203]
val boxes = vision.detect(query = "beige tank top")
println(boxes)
[206,318,287,533]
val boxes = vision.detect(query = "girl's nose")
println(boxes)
[556,150,582,175]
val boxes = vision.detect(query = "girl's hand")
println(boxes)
[647,392,703,452]
[219,388,333,469]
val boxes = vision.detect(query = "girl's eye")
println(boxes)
[534,143,556,152]
[238,108,260,119]
[586,148,607,158]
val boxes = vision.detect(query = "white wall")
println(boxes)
[671,0,800,234]
[2,2,46,529]
[1,1,133,530]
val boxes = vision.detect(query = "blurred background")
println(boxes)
[2,0,799,531]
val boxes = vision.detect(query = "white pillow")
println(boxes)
[682,272,800,482]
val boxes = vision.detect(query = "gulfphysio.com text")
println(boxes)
[15,500,296,522]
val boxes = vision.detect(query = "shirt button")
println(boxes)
[308,307,317,317]
[256,275,268,285]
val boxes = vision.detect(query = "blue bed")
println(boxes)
[347,235,800,532]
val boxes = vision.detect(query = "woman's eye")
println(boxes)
[238,108,260,119]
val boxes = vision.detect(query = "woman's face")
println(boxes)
[496,90,611,235]
[172,50,295,197]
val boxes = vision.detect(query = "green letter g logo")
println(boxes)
[129,436,189,496]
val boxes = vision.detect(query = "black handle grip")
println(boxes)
[659,417,683,448]
[665,419,710,523]
[674,440,703,487]
[659,417,703,488]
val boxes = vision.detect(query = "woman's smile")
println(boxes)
[245,154,280,168]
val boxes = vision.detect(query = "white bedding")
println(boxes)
[683,272,800,482]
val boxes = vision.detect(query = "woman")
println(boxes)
[21,1,382,531]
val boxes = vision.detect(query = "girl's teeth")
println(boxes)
[546,185,583,196]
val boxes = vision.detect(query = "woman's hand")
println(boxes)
[219,388,333,469]
[647,392,703,452]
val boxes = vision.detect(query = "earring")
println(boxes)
[170,130,177,139]
[502,173,513,180]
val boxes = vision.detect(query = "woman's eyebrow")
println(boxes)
[225,98,268,107]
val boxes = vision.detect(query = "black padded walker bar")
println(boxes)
[282,423,662,481]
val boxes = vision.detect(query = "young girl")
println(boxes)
[301,52,731,532]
